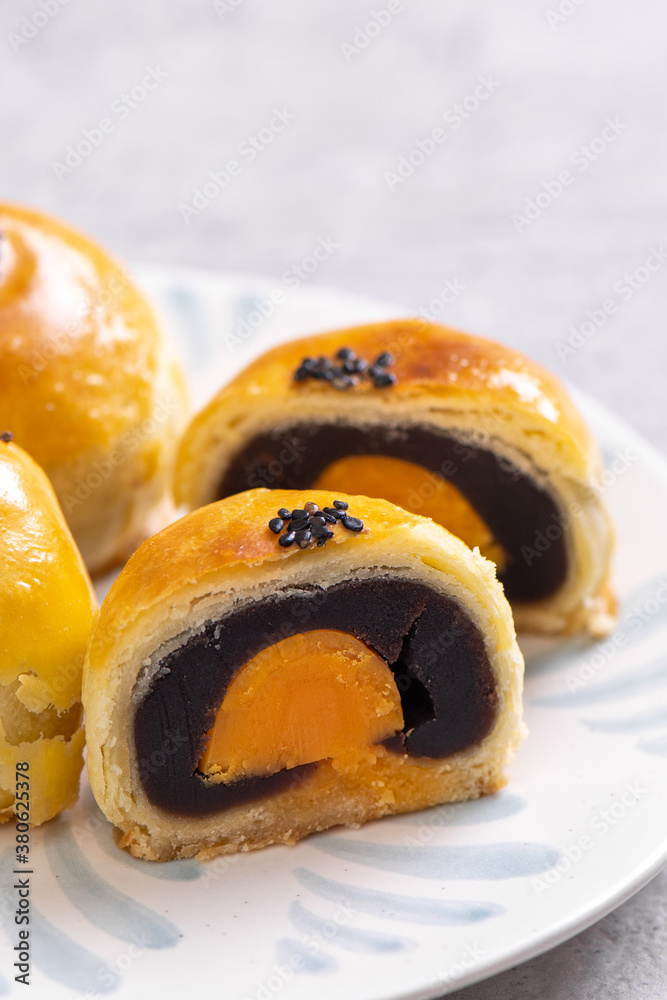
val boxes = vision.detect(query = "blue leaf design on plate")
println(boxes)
[581,705,667,732]
[294,868,504,924]
[525,573,667,676]
[288,901,414,953]
[83,803,203,881]
[637,734,667,757]
[532,655,667,708]
[313,838,560,879]
[388,792,525,827]
[167,286,209,363]
[0,849,115,993]
[44,822,180,948]
[275,937,338,974]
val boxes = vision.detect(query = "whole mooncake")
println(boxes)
[83,489,525,861]
[174,319,615,636]
[0,434,96,825]
[0,202,188,574]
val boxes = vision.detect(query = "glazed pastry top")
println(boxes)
[0,202,175,468]
[0,439,96,711]
[177,319,597,487]
[88,487,502,669]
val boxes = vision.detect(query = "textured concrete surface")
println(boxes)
[1,1,666,995]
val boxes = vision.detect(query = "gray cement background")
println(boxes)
[2,0,666,995]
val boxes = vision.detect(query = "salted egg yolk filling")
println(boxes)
[314,455,505,567]
[198,629,404,781]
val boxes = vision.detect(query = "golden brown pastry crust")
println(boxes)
[0,440,97,825]
[174,319,615,636]
[0,202,188,574]
[83,488,525,861]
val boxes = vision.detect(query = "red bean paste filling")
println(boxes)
[217,422,567,602]
[134,578,497,817]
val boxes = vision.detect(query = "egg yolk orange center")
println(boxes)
[199,629,404,781]
[313,455,504,566]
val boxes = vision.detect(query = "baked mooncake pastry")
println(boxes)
[175,320,615,636]
[83,488,525,861]
[0,202,188,574]
[0,435,96,826]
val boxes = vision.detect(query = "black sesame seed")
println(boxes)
[317,537,328,547]
[0,431,13,443]
[322,506,344,520]
[374,351,394,368]
[295,528,312,548]
[311,521,332,539]
[277,508,291,519]
[367,364,380,379]
[341,515,363,532]
[279,531,296,547]
[353,357,368,374]
[268,517,284,534]
[321,512,338,524]
[294,364,311,382]
[333,499,349,510]
[336,347,355,361]
[290,520,309,533]
[373,372,397,389]
[291,509,307,520]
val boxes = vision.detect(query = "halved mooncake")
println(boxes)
[83,489,525,861]
[174,319,615,636]
[0,435,96,825]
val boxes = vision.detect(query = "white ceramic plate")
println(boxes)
[2,266,667,1000]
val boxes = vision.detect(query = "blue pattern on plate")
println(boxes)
[388,792,525,827]
[313,837,560,879]
[288,900,414,953]
[166,286,210,367]
[83,800,203,882]
[637,734,667,757]
[532,655,667,708]
[0,848,115,994]
[294,867,504,924]
[275,937,338,973]
[525,573,667,677]
[581,706,667,733]
[44,822,181,948]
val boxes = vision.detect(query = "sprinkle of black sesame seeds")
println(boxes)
[293,346,395,389]
[0,431,13,443]
[373,372,397,389]
[270,499,363,550]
